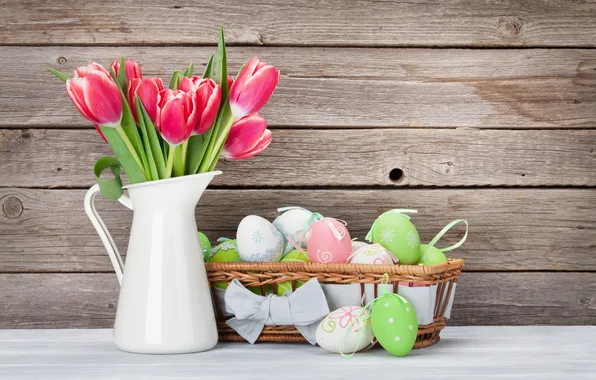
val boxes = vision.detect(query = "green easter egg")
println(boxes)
[371,293,418,357]
[370,211,420,264]
[209,240,241,289]
[198,232,212,262]
[249,284,273,295]
[418,244,447,266]
[277,250,310,296]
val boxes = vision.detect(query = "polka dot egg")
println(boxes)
[371,293,418,357]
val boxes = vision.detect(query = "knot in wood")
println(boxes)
[497,16,524,38]
[2,196,23,218]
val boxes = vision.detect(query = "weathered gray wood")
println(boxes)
[1,328,596,379]
[2,0,596,46]
[1,273,594,328]
[1,188,595,272]
[3,47,596,128]
[2,129,595,188]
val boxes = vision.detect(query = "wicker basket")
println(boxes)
[206,258,464,348]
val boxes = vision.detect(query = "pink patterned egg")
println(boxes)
[307,218,352,263]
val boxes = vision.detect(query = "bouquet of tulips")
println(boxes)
[49,28,279,199]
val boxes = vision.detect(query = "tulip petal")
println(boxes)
[235,66,279,116]
[158,97,192,145]
[231,129,272,160]
[83,72,123,126]
[66,78,100,124]
[136,78,162,123]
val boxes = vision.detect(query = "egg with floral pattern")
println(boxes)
[371,293,418,357]
[349,243,398,264]
[316,306,373,354]
[367,210,420,264]
[236,215,285,262]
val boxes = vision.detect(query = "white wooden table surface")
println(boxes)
[1,326,594,380]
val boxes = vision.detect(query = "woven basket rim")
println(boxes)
[206,258,464,275]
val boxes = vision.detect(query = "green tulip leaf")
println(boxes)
[47,68,70,82]
[183,62,194,78]
[202,52,215,79]
[117,56,128,93]
[169,70,182,90]
[135,98,159,181]
[100,126,147,184]
[137,96,167,179]
[93,156,124,200]
[118,87,148,177]
[216,26,228,102]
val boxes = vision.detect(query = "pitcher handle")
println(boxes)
[84,184,133,285]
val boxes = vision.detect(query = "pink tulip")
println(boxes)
[128,77,164,123]
[227,75,234,91]
[66,62,122,127]
[111,60,142,81]
[179,77,222,134]
[222,114,272,160]
[229,58,279,118]
[156,89,198,145]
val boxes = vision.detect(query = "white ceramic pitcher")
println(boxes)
[84,171,222,354]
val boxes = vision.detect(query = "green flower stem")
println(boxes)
[172,143,185,177]
[181,139,189,173]
[198,104,234,172]
[165,144,176,178]
[115,125,146,177]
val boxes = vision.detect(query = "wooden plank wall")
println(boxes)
[1,0,595,327]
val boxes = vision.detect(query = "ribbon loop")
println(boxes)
[428,219,468,252]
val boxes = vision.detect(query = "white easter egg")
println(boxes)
[349,243,398,265]
[351,241,370,254]
[237,215,285,262]
[273,208,317,251]
[316,306,373,354]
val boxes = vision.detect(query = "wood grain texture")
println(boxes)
[2,129,595,188]
[1,188,595,272]
[2,0,596,46]
[3,47,596,128]
[1,328,596,379]
[1,272,594,328]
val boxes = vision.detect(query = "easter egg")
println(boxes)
[368,210,420,264]
[249,284,273,295]
[316,306,373,354]
[307,218,352,263]
[237,215,285,262]
[198,232,212,262]
[273,208,319,254]
[371,293,418,357]
[349,243,398,265]
[351,240,369,254]
[209,239,241,289]
[277,250,310,296]
[417,244,447,266]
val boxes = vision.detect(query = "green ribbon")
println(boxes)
[428,219,468,252]
[365,209,418,242]
[93,157,124,200]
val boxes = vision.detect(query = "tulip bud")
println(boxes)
[222,113,272,160]
[111,60,142,81]
[229,58,279,118]
[128,77,164,123]
[179,77,222,135]
[66,62,123,127]
[156,89,197,146]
